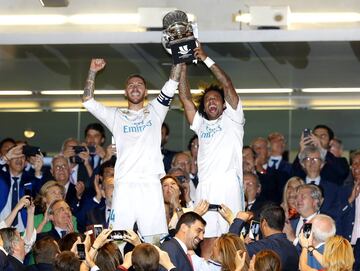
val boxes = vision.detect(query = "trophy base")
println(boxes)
[170,37,197,64]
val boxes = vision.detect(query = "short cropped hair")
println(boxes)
[125,74,147,88]
[175,212,206,233]
[297,184,324,211]
[33,236,60,264]
[313,124,334,141]
[54,251,81,271]
[85,123,106,139]
[259,205,285,231]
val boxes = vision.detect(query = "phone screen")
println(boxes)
[77,243,85,260]
[208,204,221,211]
[24,183,32,203]
[249,220,260,240]
[303,223,312,239]
[108,230,127,240]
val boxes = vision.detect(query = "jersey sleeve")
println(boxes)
[224,100,245,125]
[83,98,117,132]
[190,111,202,135]
[150,79,178,123]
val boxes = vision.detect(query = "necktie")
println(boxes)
[271,159,278,169]
[11,177,19,226]
[61,230,67,238]
[187,253,194,270]
[90,154,95,168]
[310,180,316,185]
[106,208,111,227]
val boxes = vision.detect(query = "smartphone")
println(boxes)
[249,220,260,240]
[77,243,86,260]
[24,182,32,203]
[93,224,103,238]
[208,204,222,211]
[108,230,127,240]
[303,223,312,239]
[87,145,96,155]
[73,146,87,154]
[23,145,41,157]
[303,128,312,138]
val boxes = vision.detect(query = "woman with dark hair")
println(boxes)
[54,251,81,271]
[95,242,123,271]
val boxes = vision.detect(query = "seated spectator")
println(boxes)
[291,124,349,186]
[298,146,340,219]
[283,184,323,246]
[85,176,114,228]
[299,235,354,271]
[243,172,264,217]
[0,227,26,271]
[0,144,43,232]
[60,137,93,192]
[300,214,336,270]
[50,155,85,214]
[34,181,77,233]
[27,236,60,271]
[168,167,193,206]
[161,212,206,271]
[251,249,281,271]
[95,242,123,271]
[337,150,360,244]
[281,176,304,220]
[231,205,299,271]
[171,152,197,201]
[37,199,77,242]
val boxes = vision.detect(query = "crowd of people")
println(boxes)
[0,42,359,271]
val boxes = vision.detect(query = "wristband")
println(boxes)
[204,57,215,68]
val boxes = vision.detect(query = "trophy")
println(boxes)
[162,10,197,64]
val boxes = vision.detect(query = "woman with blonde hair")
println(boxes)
[281,176,304,220]
[299,235,354,271]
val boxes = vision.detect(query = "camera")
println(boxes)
[23,145,41,157]
[73,146,87,154]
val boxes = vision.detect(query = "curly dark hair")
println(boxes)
[198,84,225,119]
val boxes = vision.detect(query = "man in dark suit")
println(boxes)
[283,184,323,247]
[37,199,76,242]
[242,205,299,271]
[161,212,206,271]
[0,227,26,271]
[26,236,59,271]
[298,146,340,219]
[0,145,44,232]
[85,176,114,228]
[243,172,264,218]
[161,123,178,173]
[0,234,9,270]
[291,124,349,186]
[337,150,360,244]
[50,155,85,215]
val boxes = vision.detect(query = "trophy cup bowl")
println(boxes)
[162,10,196,64]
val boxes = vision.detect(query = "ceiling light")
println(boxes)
[69,13,139,25]
[24,129,36,139]
[302,88,360,93]
[39,0,69,7]
[41,90,83,95]
[236,88,293,93]
[0,90,33,95]
[0,15,67,25]
[0,102,39,108]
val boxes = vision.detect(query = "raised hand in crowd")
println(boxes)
[3,143,25,161]
[102,143,116,162]
[193,199,209,216]
[235,250,247,271]
[123,229,142,247]
[348,180,360,204]
[75,180,85,200]
[3,195,31,228]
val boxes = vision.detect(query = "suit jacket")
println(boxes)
[0,249,8,270]
[161,238,193,271]
[291,151,349,186]
[36,227,62,242]
[246,233,299,271]
[25,263,54,271]
[317,178,340,220]
[0,169,43,227]
[336,184,355,241]
[6,255,26,271]
[162,148,177,173]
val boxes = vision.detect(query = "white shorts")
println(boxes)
[196,171,244,238]
[108,177,168,237]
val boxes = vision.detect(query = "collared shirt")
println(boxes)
[55,226,68,238]
[305,176,321,186]
[0,245,8,256]
[294,212,318,245]
[0,174,25,232]
[268,156,282,169]
[70,164,79,185]
[64,181,70,195]
[174,237,188,254]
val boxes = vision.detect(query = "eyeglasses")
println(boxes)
[54,165,67,171]
[303,157,322,163]
[52,206,71,214]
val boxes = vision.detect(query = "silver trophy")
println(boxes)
[162,10,197,64]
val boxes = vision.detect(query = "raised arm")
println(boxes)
[178,64,197,124]
[82,58,106,102]
[194,42,239,109]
